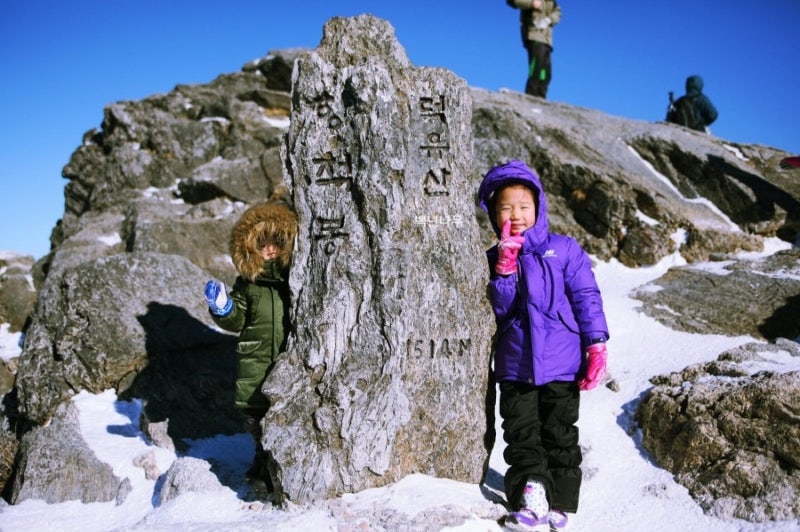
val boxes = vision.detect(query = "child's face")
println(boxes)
[494,185,536,235]
[261,244,279,260]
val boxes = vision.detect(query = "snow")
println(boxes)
[688,259,737,276]
[200,116,231,125]
[722,143,749,162]
[98,233,123,247]
[1,241,799,531]
[635,209,659,226]
[142,187,161,198]
[263,116,291,129]
[0,323,22,361]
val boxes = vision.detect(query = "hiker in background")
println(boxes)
[666,75,718,133]
[507,0,561,98]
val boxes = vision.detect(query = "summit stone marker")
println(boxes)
[261,15,494,503]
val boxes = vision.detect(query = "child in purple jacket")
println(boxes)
[478,160,610,531]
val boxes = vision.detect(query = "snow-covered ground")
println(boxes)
[1,239,798,531]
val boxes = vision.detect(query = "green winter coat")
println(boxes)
[510,0,561,47]
[211,260,289,411]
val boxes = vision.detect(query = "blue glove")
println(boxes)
[205,280,233,316]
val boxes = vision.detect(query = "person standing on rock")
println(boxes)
[204,199,298,498]
[507,0,561,98]
[478,160,610,531]
[666,75,718,133]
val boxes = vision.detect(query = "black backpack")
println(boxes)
[666,91,702,130]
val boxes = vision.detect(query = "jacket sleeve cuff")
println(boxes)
[584,334,608,345]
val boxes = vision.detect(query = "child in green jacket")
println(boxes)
[204,200,298,494]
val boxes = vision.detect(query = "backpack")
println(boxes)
[666,91,702,130]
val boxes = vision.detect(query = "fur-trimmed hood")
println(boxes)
[230,201,298,282]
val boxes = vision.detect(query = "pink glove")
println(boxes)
[495,220,524,276]
[579,342,608,391]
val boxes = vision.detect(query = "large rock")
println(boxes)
[470,90,799,265]
[0,252,36,332]
[43,52,298,283]
[632,248,800,340]
[8,401,125,504]
[260,15,494,504]
[121,197,243,284]
[14,252,241,440]
[157,457,226,505]
[635,340,800,521]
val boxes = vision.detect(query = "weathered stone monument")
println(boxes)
[260,15,494,503]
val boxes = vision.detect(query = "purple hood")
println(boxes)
[477,160,549,249]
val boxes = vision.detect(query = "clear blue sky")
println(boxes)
[2,0,798,259]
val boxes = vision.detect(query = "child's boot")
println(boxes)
[547,509,569,530]
[504,479,549,531]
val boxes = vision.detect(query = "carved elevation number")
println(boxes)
[407,338,472,359]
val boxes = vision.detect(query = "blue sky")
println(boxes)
[2,0,798,259]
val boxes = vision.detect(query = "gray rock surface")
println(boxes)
[261,15,493,504]
[8,401,125,504]
[635,340,800,521]
[470,91,799,265]
[157,457,226,505]
[0,252,36,332]
[14,252,241,438]
[632,248,800,340]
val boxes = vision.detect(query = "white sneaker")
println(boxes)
[547,509,568,530]
[504,508,550,532]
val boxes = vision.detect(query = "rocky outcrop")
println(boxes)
[1,47,303,504]
[632,248,800,341]
[15,252,242,439]
[44,49,298,286]
[157,457,226,505]
[470,92,799,265]
[0,252,36,333]
[8,401,126,504]
[635,340,800,521]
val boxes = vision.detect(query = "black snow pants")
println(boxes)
[499,380,582,512]
[524,40,553,98]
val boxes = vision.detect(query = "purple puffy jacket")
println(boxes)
[478,160,609,385]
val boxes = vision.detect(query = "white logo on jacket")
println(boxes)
[543,249,557,258]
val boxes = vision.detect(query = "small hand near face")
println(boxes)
[495,220,525,276]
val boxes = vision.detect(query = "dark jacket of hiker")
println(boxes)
[685,75,718,130]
